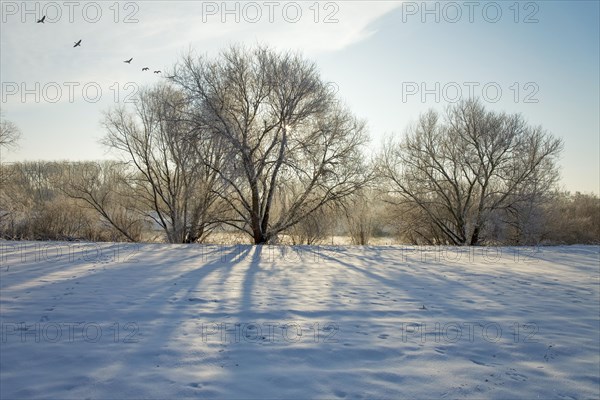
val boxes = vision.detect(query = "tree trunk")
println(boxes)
[470,226,481,246]
[253,231,269,245]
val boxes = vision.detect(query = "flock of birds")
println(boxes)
[37,14,167,76]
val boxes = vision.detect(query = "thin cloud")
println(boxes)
[134,1,401,54]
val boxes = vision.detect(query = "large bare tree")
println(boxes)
[379,99,563,245]
[102,84,223,243]
[171,45,371,244]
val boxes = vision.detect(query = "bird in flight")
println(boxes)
[142,67,149,71]
[73,39,82,47]
[37,16,46,23]
[154,70,161,74]
[124,58,133,64]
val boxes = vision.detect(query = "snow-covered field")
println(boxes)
[1,242,598,399]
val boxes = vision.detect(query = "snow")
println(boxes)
[1,242,599,399]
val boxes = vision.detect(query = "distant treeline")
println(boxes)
[0,160,597,245]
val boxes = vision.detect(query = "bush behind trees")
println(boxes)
[0,161,134,241]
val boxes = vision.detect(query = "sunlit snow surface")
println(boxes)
[1,242,599,399]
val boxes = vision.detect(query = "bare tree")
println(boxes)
[379,99,563,245]
[0,113,22,188]
[102,84,223,243]
[172,45,371,244]
[0,113,22,151]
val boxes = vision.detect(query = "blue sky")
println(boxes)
[1,1,599,193]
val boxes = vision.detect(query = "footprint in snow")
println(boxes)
[470,359,487,366]
[188,298,219,303]
[544,344,557,361]
[505,368,527,381]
